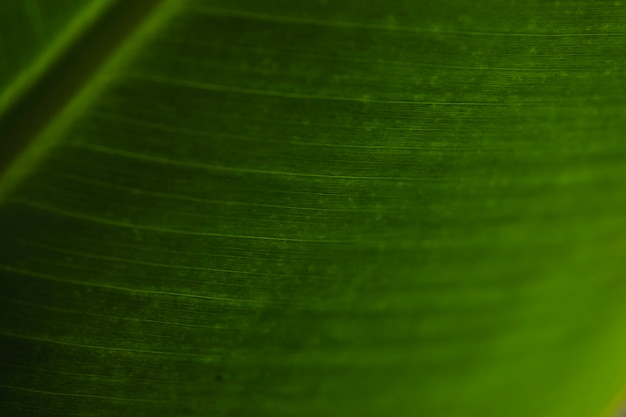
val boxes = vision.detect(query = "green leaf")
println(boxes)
[2,1,626,416]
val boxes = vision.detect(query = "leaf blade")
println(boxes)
[2,1,626,416]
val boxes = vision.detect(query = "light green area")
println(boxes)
[1,1,626,416]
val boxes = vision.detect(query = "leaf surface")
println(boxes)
[1,1,626,416]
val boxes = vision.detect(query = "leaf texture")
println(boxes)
[1,1,626,416]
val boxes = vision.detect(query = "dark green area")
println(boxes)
[0,0,162,178]
[0,0,86,86]
[1,1,626,416]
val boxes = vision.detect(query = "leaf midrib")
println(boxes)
[0,0,164,181]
